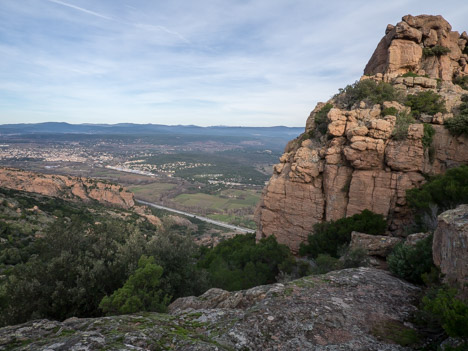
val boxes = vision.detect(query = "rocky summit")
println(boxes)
[0,268,420,350]
[256,14,468,252]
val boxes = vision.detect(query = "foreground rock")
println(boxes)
[433,204,468,299]
[256,14,468,252]
[0,268,420,350]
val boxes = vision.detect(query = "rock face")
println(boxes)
[256,15,468,253]
[433,204,468,299]
[0,268,421,350]
[349,231,402,257]
[365,14,468,80]
[0,168,135,209]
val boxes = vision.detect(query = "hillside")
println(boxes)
[256,14,468,252]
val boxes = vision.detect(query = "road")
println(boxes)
[136,199,256,234]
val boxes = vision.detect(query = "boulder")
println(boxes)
[349,231,402,257]
[433,204,468,299]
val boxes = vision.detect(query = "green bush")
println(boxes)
[422,123,435,151]
[335,79,403,110]
[453,75,468,90]
[406,165,468,214]
[381,106,398,117]
[197,234,295,291]
[392,111,415,140]
[387,234,435,284]
[445,94,468,137]
[405,91,446,118]
[99,255,170,315]
[299,210,386,258]
[423,45,451,57]
[402,72,429,78]
[422,286,468,338]
[314,103,333,134]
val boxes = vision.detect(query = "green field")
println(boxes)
[129,182,176,201]
[173,189,260,210]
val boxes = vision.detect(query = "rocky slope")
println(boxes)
[256,14,468,252]
[0,268,421,350]
[0,167,135,209]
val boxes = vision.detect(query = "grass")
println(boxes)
[129,182,176,201]
[173,190,260,211]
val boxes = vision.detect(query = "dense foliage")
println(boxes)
[381,106,398,117]
[422,45,451,57]
[422,286,468,339]
[404,90,446,118]
[99,255,170,315]
[335,79,403,110]
[406,165,468,214]
[299,210,386,258]
[392,111,415,140]
[387,234,435,284]
[314,103,333,134]
[197,234,295,291]
[453,75,468,90]
[445,94,468,137]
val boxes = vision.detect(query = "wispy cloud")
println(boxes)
[45,0,113,20]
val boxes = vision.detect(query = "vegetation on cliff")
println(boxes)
[445,94,468,137]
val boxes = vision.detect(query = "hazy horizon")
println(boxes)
[1,0,467,127]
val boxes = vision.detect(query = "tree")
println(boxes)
[99,255,170,315]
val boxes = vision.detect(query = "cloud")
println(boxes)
[45,0,113,20]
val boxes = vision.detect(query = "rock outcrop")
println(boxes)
[0,268,421,350]
[433,204,468,299]
[0,167,135,209]
[365,14,468,81]
[256,15,468,252]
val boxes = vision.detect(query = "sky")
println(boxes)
[0,0,467,127]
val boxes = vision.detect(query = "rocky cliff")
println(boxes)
[0,168,135,209]
[0,268,420,350]
[256,15,468,252]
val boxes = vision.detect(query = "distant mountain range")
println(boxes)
[0,122,303,140]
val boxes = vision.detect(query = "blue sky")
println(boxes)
[0,0,467,127]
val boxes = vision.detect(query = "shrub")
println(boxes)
[406,165,468,214]
[387,234,435,284]
[422,286,468,338]
[405,91,446,118]
[453,75,468,90]
[197,234,295,291]
[445,94,468,137]
[99,255,170,315]
[381,106,398,117]
[299,210,386,258]
[423,45,451,57]
[335,79,403,110]
[392,111,415,140]
[314,103,333,134]
[422,124,435,149]
[402,72,429,78]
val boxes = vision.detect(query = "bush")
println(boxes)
[392,111,415,140]
[405,91,446,118]
[387,234,435,284]
[453,75,468,90]
[314,103,333,134]
[99,255,170,315]
[422,123,435,152]
[402,72,429,78]
[445,94,468,137]
[197,234,295,291]
[381,106,398,117]
[422,286,468,338]
[423,45,451,57]
[406,165,468,214]
[299,210,386,258]
[335,79,403,110]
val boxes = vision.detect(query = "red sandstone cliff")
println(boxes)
[256,15,468,252]
[0,167,135,209]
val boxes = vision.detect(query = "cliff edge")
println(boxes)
[256,14,468,252]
